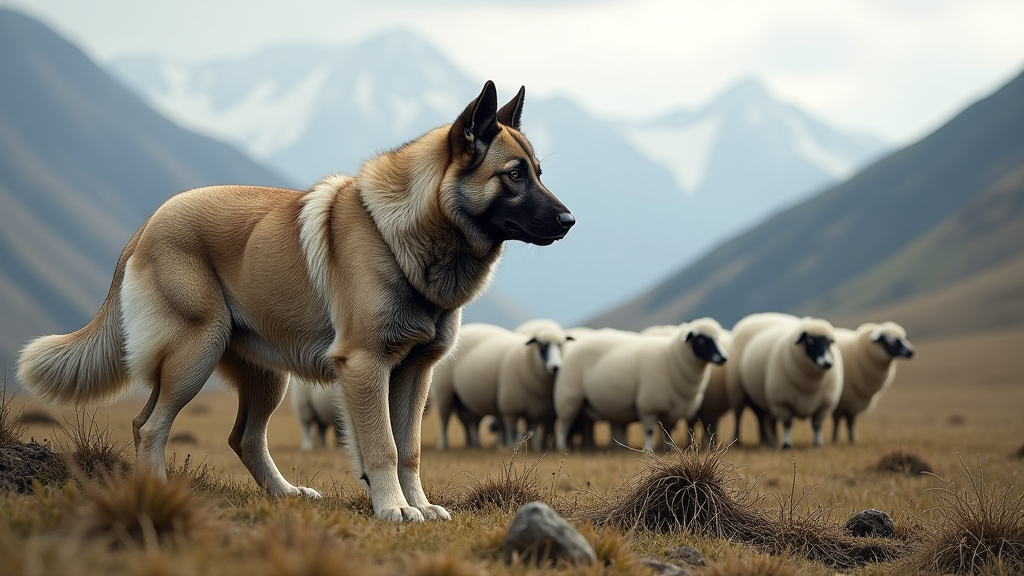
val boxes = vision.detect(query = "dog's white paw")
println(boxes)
[377,506,425,523]
[296,486,322,499]
[417,504,451,521]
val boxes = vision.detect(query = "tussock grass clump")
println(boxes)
[703,552,797,576]
[1014,443,1024,459]
[0,382,25,448]
[67,470,211,548]
[456,444,544,513]
[874,449,933,476]
[582,446,769,537]
[169,431,199,445]
[904,456,1024,575]
[250,513,364,576]
[582,447,906,569]
[0,385,71,491]
[17,408,59,427]
[404,553,484,576]
[53,411,133,478]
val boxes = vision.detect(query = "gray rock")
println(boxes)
[638,557,692,576]
[845,508,896,538]
[665,546,706,566]
[503,502,596,566]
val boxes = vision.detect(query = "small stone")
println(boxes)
[638,557,692,576]
[503,502,596,566]
[665,546,706,566]
[845,508,895,538]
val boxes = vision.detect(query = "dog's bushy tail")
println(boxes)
[16,222,146,406]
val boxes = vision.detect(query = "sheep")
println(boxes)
[431,322,508,450]
[729,312,843,449]
[431,322,573,451]
[641,324,734,449]
[515,318,564,335]
[288,376,344,451]
[555,317,727,453]
[831,321,915,443]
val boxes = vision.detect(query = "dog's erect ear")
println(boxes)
[496,85,525,130]
[450,81,500,166]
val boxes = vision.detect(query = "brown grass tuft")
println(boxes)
[405,553,484,576]
[0,380,26,448]
[1014,443,1024,459]
[582,447,906,569]
[873,449,933,476]
[53,411,133,478]
[169,431,199,445]
[581,446,768,537]
[904,455,1024,575]
[67,469,211,548]
[252,513,364,576]
[16,408,59,427]
[703,552,798,576]
[456,443,544,513]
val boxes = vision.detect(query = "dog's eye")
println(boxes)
[508,169,521,180]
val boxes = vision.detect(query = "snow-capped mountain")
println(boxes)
[621,79,887,245]
[108,31,888,325]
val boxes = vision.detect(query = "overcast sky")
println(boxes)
[6,0,1023,145]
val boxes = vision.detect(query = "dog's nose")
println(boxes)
[557,213,575,229]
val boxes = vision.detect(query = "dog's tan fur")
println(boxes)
[17,81,572,522]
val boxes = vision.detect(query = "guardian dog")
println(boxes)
[17,81,574,522]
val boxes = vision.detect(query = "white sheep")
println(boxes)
[831,321,915,443]
[431,322,508,450]
[640,324,734,449]
[288,376,344,451]
[729,312,843,449]
[431,322,573,451]
[555,318,727,453]
[515,318,564,335]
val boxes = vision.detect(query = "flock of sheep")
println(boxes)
[290,312,914,452]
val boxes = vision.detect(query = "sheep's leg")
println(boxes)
[527,421,544,451]
[780,418,793,450]
[811,417,825,447]
[314,421,329,449]
[610,423,629,449]
[299,421,314,452]
[832,414,843,444]
[502,415,521,448]
[641,416,659,453]
[847,415,857,444]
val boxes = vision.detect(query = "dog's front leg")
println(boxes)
[389,360,451,521]
[333,348,422,522]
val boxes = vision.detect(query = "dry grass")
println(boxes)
[874,449,934,476]
[52,410,133,479]
[454,441,546,513]
[2,327,1022,575]
[65,469,212,549]
[902,456,1024,575]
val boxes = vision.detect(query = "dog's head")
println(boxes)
[447,81,575,247]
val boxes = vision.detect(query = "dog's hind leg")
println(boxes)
[132,334,224,480]
[220,350,321,498]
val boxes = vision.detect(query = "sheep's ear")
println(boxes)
[566,335,576,342]
[684,331,695,342]
[525,337,538,347]
[870,330,884,342]
[795,331,808,344]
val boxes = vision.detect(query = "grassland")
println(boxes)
[2,327,1023,575]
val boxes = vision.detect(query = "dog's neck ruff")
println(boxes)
[356,136,502,311]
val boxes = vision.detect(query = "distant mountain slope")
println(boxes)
[592,69,1024,333]
[621,80,886,247]
[0,7,295,372]
[109,38,886,324]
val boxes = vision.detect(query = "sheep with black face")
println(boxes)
[555,318,727,452]
[729,312,843,449]
[832,321,914,443]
